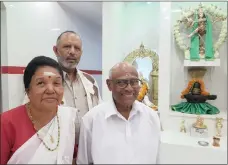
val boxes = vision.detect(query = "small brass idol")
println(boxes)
[215,117,223,137]
[212,136,220,147]
[190,115,208,137]
[193,116,207,129]
[180,119,186,133]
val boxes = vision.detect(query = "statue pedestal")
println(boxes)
[190,127,208,138]
[159,130,227,164]
[184,59,220,67]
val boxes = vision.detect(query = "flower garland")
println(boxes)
[174,4,227,60]
[181,78,210,99]
[137,82,158,111]
[137,82,148,101]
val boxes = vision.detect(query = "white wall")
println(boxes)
[1,2,8,112]
[122,2,160,54]
[102,2,161,101]
[2,2,102,111]
[102,2,125,101]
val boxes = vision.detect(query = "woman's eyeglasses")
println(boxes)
[110,79,142,88]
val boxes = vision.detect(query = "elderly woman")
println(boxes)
[1,56,79,164]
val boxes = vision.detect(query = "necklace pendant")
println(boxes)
[50,135,54,143]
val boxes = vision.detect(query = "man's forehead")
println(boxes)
[112,70,138,79]
[58,33,80,42]
[110,62,138,78]
[62,32,78,38]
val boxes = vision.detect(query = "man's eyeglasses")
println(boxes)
[110,79,142,88]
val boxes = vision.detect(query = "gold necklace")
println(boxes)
[27,104,60,151]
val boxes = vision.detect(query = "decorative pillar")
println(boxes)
[102,2,125,101]
[158,2,171,129]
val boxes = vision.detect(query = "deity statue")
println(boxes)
[187,5,214,61]
[215,117,223,137]
[137,78,158,111]
[180,119,187,133]
[171,79,219,115]
[175,3,227,61]
[171,67,220,115]
[193,116,207,129]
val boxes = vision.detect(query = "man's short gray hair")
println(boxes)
[56,30,81,45]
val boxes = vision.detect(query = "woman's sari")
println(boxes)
[1,105,80,164]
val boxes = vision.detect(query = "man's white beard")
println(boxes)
[57,56,77,70]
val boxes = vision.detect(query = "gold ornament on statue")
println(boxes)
[215,117,223,137]
[180,119,187,133]
[188,67,206,79]
[193,116,207,129]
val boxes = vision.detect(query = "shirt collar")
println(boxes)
[63,71,67,79]
[63,69,78,80]
[105,99,142,119]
